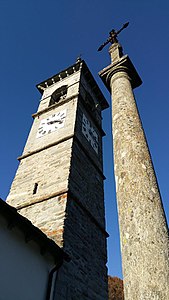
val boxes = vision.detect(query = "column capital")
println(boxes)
[99,54,142,91]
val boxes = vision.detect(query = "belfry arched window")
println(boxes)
[49,85,67,106]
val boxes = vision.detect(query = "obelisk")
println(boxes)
[99,38,169,299]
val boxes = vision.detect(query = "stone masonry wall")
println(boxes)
[6,63,108,300]
[55,195,108,300]
[37,71,80,113]
[69,141,105,228]
[7,138,73,208]
[18,193,67,247]
[22,100,77,157]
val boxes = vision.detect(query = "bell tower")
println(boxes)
[6,59,109,299]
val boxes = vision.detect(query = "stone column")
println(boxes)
[99,43,169,300]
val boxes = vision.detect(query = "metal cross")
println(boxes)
[97,22,129,52]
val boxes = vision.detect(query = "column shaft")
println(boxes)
[111,70,169,300]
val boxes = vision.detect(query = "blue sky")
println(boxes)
[0,0,169,279]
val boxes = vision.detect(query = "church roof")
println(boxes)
[0,199,69,263]
[36,60,109,110]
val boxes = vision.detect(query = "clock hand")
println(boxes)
[47,119,63,125]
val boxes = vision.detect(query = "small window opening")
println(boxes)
[33,183,38,195]
[49,85,67,106]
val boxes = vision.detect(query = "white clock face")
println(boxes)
[36,109,66,138]
[82,113,99,154]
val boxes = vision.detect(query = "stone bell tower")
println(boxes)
[99,34,169,299]
[7,59,109,299]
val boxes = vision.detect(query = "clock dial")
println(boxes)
[36,109,66,138]
[82,113,99,154]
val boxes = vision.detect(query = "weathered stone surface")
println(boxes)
[7,139,73,208]
[18,193,67,247]
[22,99,78,156]
[100,43,169,300]
[56,196,108,300]
[75,101,104,169]
[6,61,108,300]
[69,140,105,228]
[112,70,169,300]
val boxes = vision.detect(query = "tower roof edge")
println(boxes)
[36,60,109,111]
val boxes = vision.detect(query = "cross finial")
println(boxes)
[76,54,82,63]
[97,22,129,52]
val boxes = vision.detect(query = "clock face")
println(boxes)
[36,109,66,138]
[82,113,99,154]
